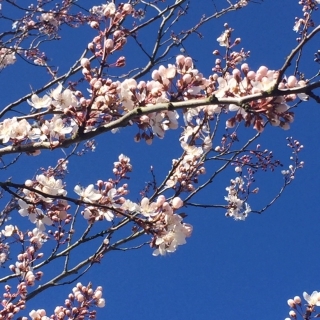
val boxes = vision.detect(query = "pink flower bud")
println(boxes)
[176,55,185,65]
[97,298,106,308]
[94,290,103,299]
[140,115,149,123]
[185,57,193,68]
[172,197,183,209]
[257,66,268,77]
[183,74,192,84]
[25,179,33,187]
[93,80,102,89]
[82,68,90,76]
[76,293,84,302]
[115,56,125,67]
[287,75,297,88]
[247,71,255,80]
[123,3,133,14]
[232,68,241,78]
[90,21,99,29]
[105,39,114,51]
[287,299,295,308]
[88,42,95,51]
[80,58,90,68]
[241,63,249,73]
[156,195,166,206]
[113,30,123,40]
[289,310,296,318]
[152,70,161,81]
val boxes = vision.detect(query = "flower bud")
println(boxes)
[80,58,90,69]
[90,21,99,29]
[287,299,295,308]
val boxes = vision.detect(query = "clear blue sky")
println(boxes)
[0,1,319,319]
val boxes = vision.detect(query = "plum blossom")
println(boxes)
[30,228,48,249]
[214,76,238,98]
[149,112,165,138]
[139,198,158,218]
[0,48,16,69]
[18,199,53,231]
[303,291,320,306]
[39,116,78,141]
[180,141,203,161]
[119,79,137,110]
[36,174,67,197]
[153,214,192,256]
[40,12,59,29]
[74,184,102,203]
[0,117,31,143]
[225,177,251,220]
[121,199,140,212]
[0,117,42,143]
[27,94,52,109]
[1,225,16,237]
[50,83,78,110]
[217,31,229,47]
[0,252,6,265]
[50,116,78,139]
[152,64,176,85]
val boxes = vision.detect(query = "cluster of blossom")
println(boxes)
[0,224,47,288]
[1,224,47,273]
[0,48,16,70]
[3,0,98,67]
[72,154,192,255]
[18,172,70,231]
[11,9,61,36]
[0,84,79,147]
[0,282,27,319]
[286,291,320,320]
[293,0,320,33]
[0,239,43,317]
[281,137,304,181]
[0,235,11,266]
[225,176,251,220]
[148,196,193,256]
[77,187,193,255]
[0,46,309,149]
[213,64,304,131]
[212,24,310,131]
[165,124,209,191]
[231,146,282,173]
[90,2,133,19]
[9,251,44,287]
[27,283,104,320]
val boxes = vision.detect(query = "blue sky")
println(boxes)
[0,0,320,319]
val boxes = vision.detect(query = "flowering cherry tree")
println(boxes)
[0,0,319,319]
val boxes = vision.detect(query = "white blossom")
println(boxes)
[0,48,16,69]
[303,291,320,306]
[217,31,229,47]
[74,184,102,203]
[18,199,52,231]
[1,225,16,237]
[36,174,67,197]
[153,214,192,256]
[27,94,52,109]
[139,198,158,217]
[50,83,78,110]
